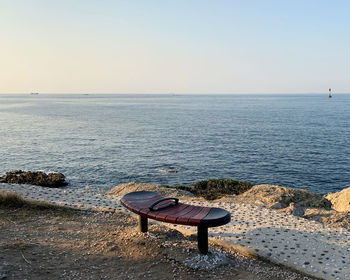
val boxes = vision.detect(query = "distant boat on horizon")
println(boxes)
[30,92,39,95]
[328,88,332,98]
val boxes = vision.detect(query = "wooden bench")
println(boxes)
[121,191,231,254]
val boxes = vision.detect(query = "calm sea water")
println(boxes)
[0,94,349,194]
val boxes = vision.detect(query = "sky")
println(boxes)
[0,0,349,94]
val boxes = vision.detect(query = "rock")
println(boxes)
[161,167,179,174]
[255,200,266,207]
[236,184,332,209]
[0,263,11,280]
[106,182,194,198]
[270,202,283,209]
[0,170,67,188]
[281,203,305,217]
[325,186,350,212]
[0,271,7,279]
[304,208,350,230]
[182,251,228,270]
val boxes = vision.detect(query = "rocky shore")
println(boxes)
[109,181,350,230]
[1,169,349,230]
[1,170,349,229]
[0,170,67,188]
[1,171,350,279]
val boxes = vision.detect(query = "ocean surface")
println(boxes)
[0,94,349,194]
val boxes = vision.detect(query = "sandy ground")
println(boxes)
[0,205,317,280]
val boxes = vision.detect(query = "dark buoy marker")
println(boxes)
[328,88,332,98]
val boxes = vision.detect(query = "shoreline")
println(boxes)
[1,182,350,279]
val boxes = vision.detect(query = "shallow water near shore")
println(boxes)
[0,93,349,193]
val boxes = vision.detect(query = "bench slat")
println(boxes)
[187,207,211,225]
[175,207,204,225]
[138,199,181,217]
[123,196,161,210]
[123,194,162,205]
[166,205,196,223]
[153,203,189,221]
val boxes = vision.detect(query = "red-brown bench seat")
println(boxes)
[121,191,231,254]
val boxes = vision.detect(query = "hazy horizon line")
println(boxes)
[0,92,348,95]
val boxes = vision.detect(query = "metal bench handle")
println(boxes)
[149,197,179,211]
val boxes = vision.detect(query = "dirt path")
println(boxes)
[0,205,317,280]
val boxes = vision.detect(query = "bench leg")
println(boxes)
[197,225,208,254]
[138,216,148,232]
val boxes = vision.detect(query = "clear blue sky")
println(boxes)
[1,0,349,93]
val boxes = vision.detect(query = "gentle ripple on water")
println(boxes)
[0,93,349,193]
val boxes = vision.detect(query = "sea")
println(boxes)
[0,94,349,194]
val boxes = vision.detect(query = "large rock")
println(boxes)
[279,202,305,217]
[325,186,350,212]
[106,182,194,198]
[0,170,67,188]
[235,184,332,209]
[304,208,350,230]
